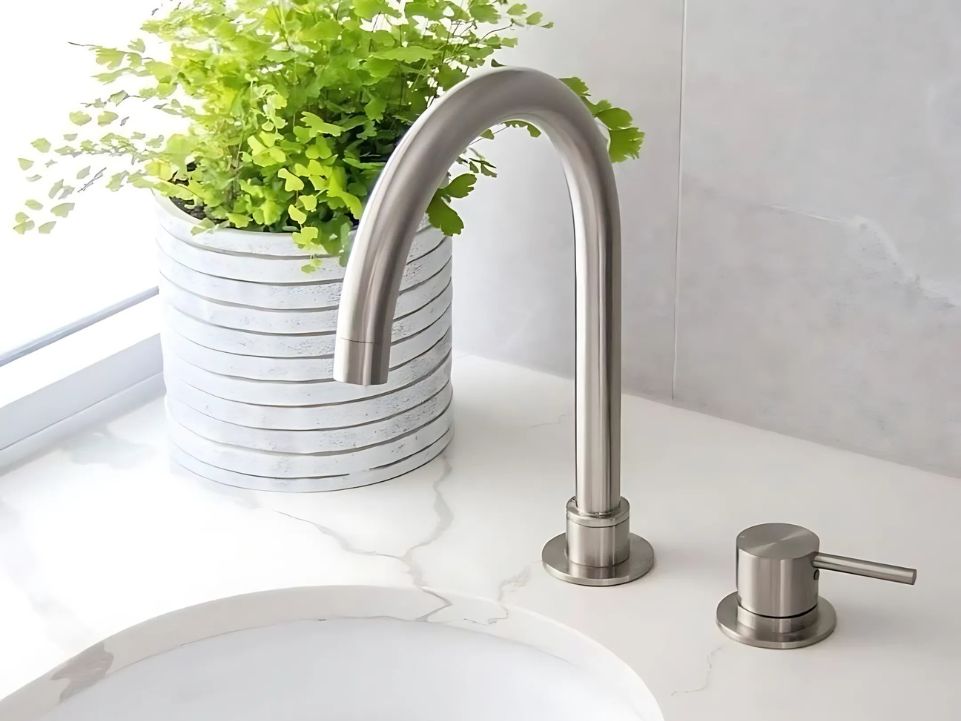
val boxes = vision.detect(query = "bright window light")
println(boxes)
[0,0,163,360]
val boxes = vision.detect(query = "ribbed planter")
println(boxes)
[155,196,453,492]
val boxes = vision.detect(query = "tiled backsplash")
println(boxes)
[454,0,682,400]
[454,0,961,477]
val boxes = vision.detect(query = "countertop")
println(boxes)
[0,354,958,719]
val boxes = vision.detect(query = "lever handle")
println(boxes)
[812,553,917,585]
[719,523,917,649]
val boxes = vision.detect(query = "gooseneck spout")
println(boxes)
[334,67,654,586]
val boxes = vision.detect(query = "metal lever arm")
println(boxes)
[812,553,917,585]
[718,524,917,649]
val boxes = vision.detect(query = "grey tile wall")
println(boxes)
[675,1,961,475]
[454,0,684,399]
[453,1,961,477]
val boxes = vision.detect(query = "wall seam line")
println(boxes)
[671,0,689,401]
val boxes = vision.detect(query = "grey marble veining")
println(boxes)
[0,500,93,652]
[675,180,961,473]
[674,0,961,475]
[52,644,113,702]
[3,356,961,720]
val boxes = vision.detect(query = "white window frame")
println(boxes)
[0,289,163,469]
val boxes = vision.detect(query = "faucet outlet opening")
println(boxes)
[333,337,390,386]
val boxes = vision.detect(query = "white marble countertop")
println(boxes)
[1,354,959,720]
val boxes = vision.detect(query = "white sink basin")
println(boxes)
[2,587,661,721]
[39,619,639,721]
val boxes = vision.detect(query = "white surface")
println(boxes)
[0,354,958,720]
[0,299,161,462]
[0,301,159,409]
[675,0,961,477]
[0,0,163,357]
[29,614,649,721]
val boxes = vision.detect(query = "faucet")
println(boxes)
[333,67,654,586]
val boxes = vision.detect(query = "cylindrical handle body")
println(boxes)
[736,523,821,618]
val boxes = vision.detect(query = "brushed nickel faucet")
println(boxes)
[717,523,917,648]
[333,67,654,586]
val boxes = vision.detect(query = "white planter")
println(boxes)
[156,196,453,491]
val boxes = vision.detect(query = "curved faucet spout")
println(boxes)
[334,67,653,586]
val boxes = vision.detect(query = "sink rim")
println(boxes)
[0,584,663,721]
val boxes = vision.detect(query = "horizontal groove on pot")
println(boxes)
[157,252,450,317]
[161,284,451,360]
[168,403,454,477]
[165,355,453,430]
[157,221,444,283]
[158,267,452,334]
[163,307,451,381]
[166,383,453,454]
[164,331,452,405]
[158,198,453,491]
[155,237,452,309]
[172,428,453,492]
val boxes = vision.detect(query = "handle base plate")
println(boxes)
[543,532,654,586]
[716,592,837,649]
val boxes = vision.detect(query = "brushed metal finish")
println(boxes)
[736,523,820,617]
[166,355,453,430]
[163,306,451,381]
[155,194,436,257]
[165,332,452,405]
[156,235,451,310]
[565,498,631,567]
[718,523,917,648]
[158,272,451,334]
[812,553,918,585]
[157,212,445,282]
[163,294,450,358]
[543,533,654,587]
[716,593,837,650]
[332,67,652,585]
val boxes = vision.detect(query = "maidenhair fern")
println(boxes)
[14,0,643,268]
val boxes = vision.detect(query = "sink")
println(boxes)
[38,620,640,721]
[2,586,661,721]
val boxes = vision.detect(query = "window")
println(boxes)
[0,0,164,460]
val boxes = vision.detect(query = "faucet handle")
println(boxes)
[716,523,917,649]
[812,553,917,584]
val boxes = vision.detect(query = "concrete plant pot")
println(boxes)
[155,196,453,492]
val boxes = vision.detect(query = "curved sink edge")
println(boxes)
[0,584,664,721]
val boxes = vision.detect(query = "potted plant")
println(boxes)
[14,0,643,491]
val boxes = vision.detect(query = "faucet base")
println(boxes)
[716,592,837,649]
[542,533,654,587]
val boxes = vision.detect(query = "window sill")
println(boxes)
[0,297,163,469]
